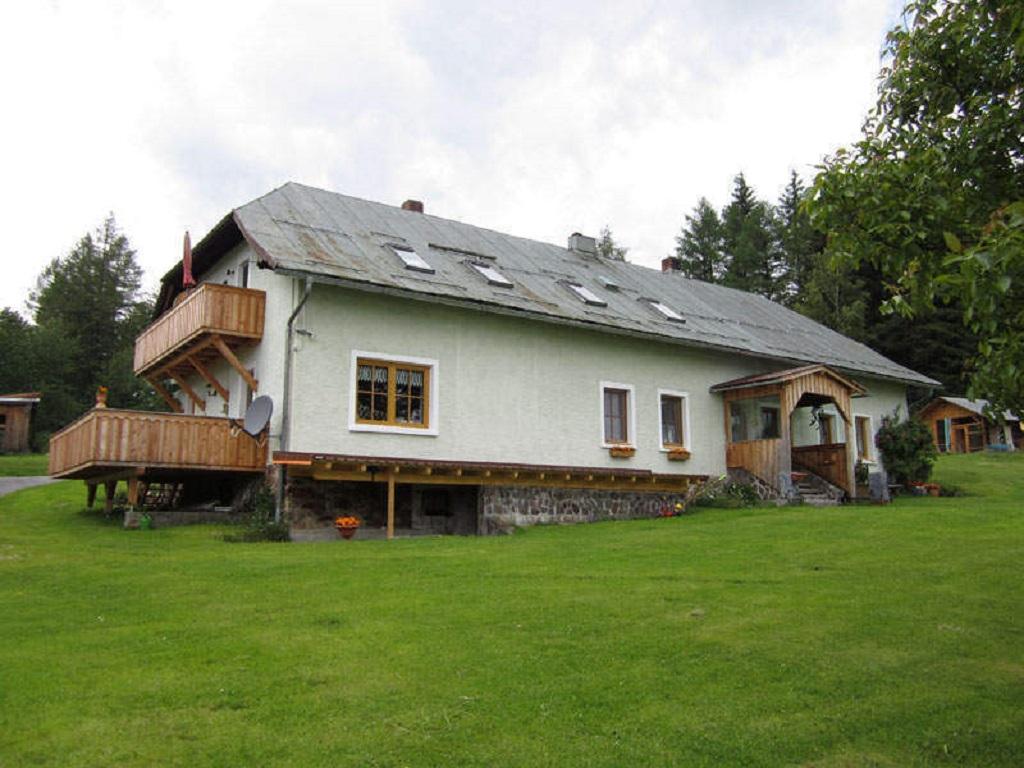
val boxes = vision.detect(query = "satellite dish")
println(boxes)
[243,396,273,437]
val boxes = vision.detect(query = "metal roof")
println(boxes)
[932,397,1019,422]
[165,182,939,387]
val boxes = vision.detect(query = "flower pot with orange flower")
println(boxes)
[334,515,361,540]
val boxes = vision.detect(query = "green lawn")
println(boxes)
[1,453,1022,767]
[0,453,49,476]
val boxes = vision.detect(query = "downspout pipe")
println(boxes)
[276,276,314,522]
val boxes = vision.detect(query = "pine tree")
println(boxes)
[721,174,780,299]
[596,225,628,261]
[774,171,822,306]
[674,198,724,282]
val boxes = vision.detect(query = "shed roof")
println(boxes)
[0,392,41,405]
[925,397,1019,422]
[159,182,939,387]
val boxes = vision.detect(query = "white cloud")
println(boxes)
[0,0,896,315]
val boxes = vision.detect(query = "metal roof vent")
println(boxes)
[568,232,597,256]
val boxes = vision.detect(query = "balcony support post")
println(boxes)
[147,377,183,413]
[169,372,206,412]
[189,356,229,402]
[211,335,258,392]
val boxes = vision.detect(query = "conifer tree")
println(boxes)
[774,171,822,306]
[596,225,628,260]
[721,174,780,299]
[674,198,724,282]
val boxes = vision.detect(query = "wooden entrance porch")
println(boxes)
[712,365,867,499]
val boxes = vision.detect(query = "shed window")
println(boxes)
[567,283,606,306]
[471,262,513,287]
[390,245,434,274]
[648,300,684,322]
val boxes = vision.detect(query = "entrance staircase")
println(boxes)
[791,470,844,506]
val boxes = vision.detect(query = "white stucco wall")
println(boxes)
[173,244,913,480]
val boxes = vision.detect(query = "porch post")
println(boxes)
[386,471,395,540]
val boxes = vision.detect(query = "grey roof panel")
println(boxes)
[230,182,938,386]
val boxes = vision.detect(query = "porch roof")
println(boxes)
[709,364,867,397]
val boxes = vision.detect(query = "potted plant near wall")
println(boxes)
[334,515,361,540]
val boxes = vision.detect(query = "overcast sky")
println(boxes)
[0,0,903,315]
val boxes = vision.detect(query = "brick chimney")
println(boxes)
[662,256,682,273]
[401,199,424,213]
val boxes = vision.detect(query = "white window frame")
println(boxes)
[348,350,440,436]
[854,413,875,463]
[389,244,434,274]
[599,381,636,448]
[648,299,684,322]
[470,262,513,288]
[567,282,607,307]
[657,388,691,451]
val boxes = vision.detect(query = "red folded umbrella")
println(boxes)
[182,231,197,288]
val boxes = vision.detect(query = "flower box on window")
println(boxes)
[666,448,691,461]
[608,445,635,458]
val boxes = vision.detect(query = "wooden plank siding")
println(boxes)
[917,400,988,453]
[0,404,33,453]
[725,439,780,488]
[48,409,266,479]
[133,283,265,375]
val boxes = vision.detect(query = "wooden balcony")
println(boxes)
[49,408,267,480]
[133,283,265,377]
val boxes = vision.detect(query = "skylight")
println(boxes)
[649,300,684,322]
[390,244,434,274]
[567,282,607,307]
[471,262,513,288]
[598,276,620,291]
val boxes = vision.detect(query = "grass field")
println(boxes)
[0,453,49,476]
[1,453,1022,766]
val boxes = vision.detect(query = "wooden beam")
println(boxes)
[306,468,698,492]
[148,377,182,413]
[104,480,117,514]
[127,477,140,508]
[386,471,396,541]
[86,483,97,509]
[211,335,257,391]
[169,372,206,412]
[189,356,229,401]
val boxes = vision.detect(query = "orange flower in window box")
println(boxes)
[334,515,361,540]
[608,445,635,458]
[667,448,691,461]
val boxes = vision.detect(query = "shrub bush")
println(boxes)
[875,411,937,486]
[692,479,761,508]
[225,484,290,542]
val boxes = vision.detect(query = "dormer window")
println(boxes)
[471,262,513,288]
[390,244,434,274]
[648,300,684,322]
[567,282,606,307]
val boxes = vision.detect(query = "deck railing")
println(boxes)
[49,408,267,479]
[133,283,265,375]
[792,443,848,492]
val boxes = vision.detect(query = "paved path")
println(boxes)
[0,477,57,497]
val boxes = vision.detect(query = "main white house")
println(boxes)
[50,183,937,535]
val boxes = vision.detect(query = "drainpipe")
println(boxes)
[276,276,314,522]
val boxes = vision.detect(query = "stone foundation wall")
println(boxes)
[479,485,691,535]
[285,477,383,529]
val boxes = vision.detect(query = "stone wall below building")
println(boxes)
[479,485,694,535]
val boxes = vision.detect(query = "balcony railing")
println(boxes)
[133,283,265,376]
[49,408,267,479]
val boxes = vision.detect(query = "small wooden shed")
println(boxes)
[0,393,41,453]
[917,397,1020,453]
